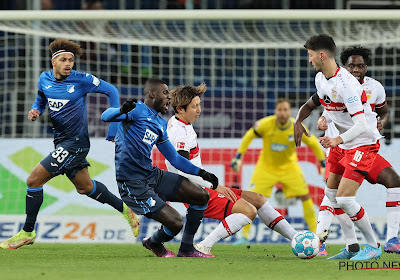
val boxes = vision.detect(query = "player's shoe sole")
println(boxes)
[194,242,214,257]
[177,248,214,258]
[384,237,400,254]
[142,238,175,257]
[0,230,36,249]
[122,203,140,237]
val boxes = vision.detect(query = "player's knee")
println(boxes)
[75,182,93,195]
[252,193,267,209]
[26,176,38,188]
[198,188,210,206]
[244,204,257,220]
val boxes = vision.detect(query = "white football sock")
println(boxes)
[257,201,297,240]
[316,195,335,235]
[386,188,400,241]
[325,188,358,249]
[336,196,378,248]
[201,213,252,248]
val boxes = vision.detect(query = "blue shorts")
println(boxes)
[118,168,183,219]
[40,145,90,180]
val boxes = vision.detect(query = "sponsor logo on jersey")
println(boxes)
[48,98,70,111]
[177,142,185,149]
[323,95,331,104]
[270,143,288,152]
[347,96,359,104]
[67,85,75,93]
[142,128,158,145]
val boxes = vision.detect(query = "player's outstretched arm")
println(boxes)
[101,99,137,122]
[294,95,319,147]
[231,125,259,172]
[158,140,219,189]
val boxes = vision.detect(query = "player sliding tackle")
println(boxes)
[295,34,382,261]
[101,78,219,258]
[316,46,400,256]
[0,39,139,249]
[166,84,328,256]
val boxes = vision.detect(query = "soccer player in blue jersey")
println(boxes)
[101,78,219,258]
[0,39,139,249]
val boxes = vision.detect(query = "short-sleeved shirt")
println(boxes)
[114,101,169,181]
[34,70,102,148]
[315,67,382,149]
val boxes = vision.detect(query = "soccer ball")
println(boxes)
[291,230,320,259]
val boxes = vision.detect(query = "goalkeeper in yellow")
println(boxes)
[231,98,325,244]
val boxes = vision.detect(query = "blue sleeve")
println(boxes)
[157,140,200,175]
[31,91,47,115]
[101,108,127,122]
[87,77,120,140]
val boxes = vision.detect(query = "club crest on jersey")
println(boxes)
[323,95,331,104]
[143,128,158,145]
[67,85,75,93]
[48,98,69,111]
[331,89,337,99]
[147,197,156,207]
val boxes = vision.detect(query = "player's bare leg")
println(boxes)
[143,204,182,257]
[0,163,53,249]
[71,168,140,237]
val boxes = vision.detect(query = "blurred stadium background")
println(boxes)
[0,0,399,244]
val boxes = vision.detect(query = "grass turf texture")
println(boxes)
[1,244,398,280]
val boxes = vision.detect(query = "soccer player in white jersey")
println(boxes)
[166,84,301,256]
[294,34,383,260]
[316,46,400,255]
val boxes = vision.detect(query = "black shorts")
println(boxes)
[118,168,183,219]
[40,145,90,180]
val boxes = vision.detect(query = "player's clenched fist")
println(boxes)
[28,109,40,121]
[120,98,137,114]
[231,153,242,172]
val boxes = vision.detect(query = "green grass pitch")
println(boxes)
[1,244,399,280]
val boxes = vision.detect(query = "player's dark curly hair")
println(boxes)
[304,34,336,56]
[340,45,371,66]
[170,83,206,114]
[49,38,83,57]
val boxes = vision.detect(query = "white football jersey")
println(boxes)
[166,116,211,188]
[316,67,382,149]
[325,75,386,143]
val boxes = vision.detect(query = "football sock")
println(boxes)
[325,188,359,250]
[149,226,175,244]
[87,180,123,212]
[179,204,206,252]
[257,201,297,240]
[386,188,400,241]
[23,187,44,232]
[302,198,317,232]
[242,223,251,240]
[336,196,378,248]
[316,195,335,235]
[201,213,252,247]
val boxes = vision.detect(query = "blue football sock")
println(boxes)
[179,204,206,252]
[87,180,123,212]
[23,187,43,232]
[149,226,175,244]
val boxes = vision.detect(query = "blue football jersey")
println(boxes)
[33,70,103,148]
[114,101,169,180]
